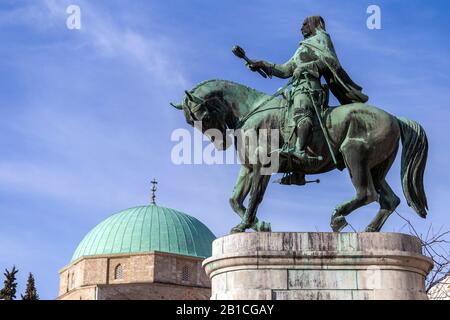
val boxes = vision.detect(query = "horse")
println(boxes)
[171,79,428,234]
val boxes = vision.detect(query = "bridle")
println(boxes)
[184,93,226,123]
[184,88,287,129]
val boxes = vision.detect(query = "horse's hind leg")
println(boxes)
[365,180,400,232]
[366,153,400,232]
[331,142,379,232]
[229,166,270,232]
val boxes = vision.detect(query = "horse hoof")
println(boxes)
[258,221,272,232]
[230,227,244,234]
[331,216,348,232]
[365,226,377,232]
[230,222,249,234]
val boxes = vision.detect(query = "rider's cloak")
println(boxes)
[301,30,369,105]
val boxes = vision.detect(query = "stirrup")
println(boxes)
[284,148,323,161]
[269,144,290,155]
[273,173,320,186]
[289,149,308,160]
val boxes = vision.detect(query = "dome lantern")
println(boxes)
[150,178,158,205]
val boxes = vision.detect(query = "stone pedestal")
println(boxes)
[202,232,433,300]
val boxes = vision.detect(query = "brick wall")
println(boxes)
[58,251,211,300]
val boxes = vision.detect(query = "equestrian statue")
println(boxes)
[170,16,429,234]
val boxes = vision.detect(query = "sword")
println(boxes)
[303,72,338,166]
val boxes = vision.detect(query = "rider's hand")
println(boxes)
[247,60,264,72]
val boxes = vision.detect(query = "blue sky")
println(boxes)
[0,0,449,299]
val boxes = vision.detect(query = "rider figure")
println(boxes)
[248,16,368,161]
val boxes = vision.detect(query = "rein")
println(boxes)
[236,79,293,128]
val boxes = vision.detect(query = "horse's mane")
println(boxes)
[190,79,219,92]
[191,79,268,98]
[190,79,281,127]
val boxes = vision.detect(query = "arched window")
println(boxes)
[181,265,190,282]
[70,272,75,289]
[114,264,123,280]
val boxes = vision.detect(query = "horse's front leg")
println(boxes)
[229,166,271,233]
[231,166,271,233]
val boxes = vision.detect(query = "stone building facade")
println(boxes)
[58,203,216,300]
[58,251,210,300]
[428,274,450,300]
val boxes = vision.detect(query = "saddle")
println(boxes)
[274,84,332,186]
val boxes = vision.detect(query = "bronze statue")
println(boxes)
[171,16,429,234]
[247,16,368,163]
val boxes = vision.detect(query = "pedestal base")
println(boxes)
[202,232,432,300]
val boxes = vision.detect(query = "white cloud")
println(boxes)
[1,0,188,90]
[71,1,188,89]
[0,0,193,210]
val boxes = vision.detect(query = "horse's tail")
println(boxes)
[396,117,429,218]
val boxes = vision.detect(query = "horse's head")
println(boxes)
[171,87,233,150]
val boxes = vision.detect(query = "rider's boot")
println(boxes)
[289,121,312,161]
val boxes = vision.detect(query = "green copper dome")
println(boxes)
[71,205,216,262]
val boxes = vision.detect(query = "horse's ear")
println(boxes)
[185,90,195,102]
[185,90,204,104]
[170,102,183,110]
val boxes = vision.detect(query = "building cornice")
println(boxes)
[59,250,205,273]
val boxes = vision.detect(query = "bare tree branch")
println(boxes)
[395,210,450,299]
